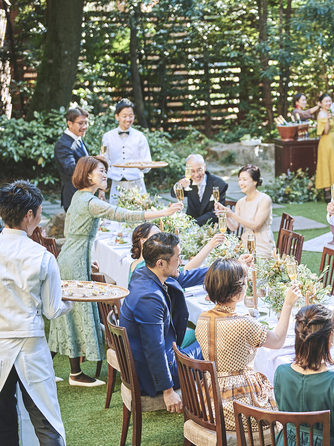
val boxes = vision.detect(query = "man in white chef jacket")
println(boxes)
[0,180,72,446]
[101,98,152,204]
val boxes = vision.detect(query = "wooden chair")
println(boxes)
[173,342,227,446]
[41,234,59,258]
[225,200,244,239]
[276,212,295,249]
[277,228,304,264]
[233,400,330,446]
[31,226,44,245]
[107,312,179,446]
[319,246,334,295]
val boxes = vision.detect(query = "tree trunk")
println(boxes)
[26,0,84,120]
[129,8,148,128]
[257,0,273,128]
[277,0,291,118]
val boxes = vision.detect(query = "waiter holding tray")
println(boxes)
[101,99,152,204]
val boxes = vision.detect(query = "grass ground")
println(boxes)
[50,200,329,446]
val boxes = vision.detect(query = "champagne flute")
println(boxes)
[218,213,227,234]
[184,165,192,191]
[247,234,256,271]
[213,187,220,203]
[175,184,184,213]
[287,261,298,285]
[100,145,108,156]
[331,184,334,202]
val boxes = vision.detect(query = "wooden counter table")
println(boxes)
[274,138,319,177]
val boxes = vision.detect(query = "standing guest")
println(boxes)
[274,305,334,446]
[48,156,182,386]
[0,180,72,446]
[196,258,301,431]
[215,165,275,258]
[315,93,334,203]
[101,99,152,203]
[171,154,228,226]
[292,93,320,122]
[54,107,97,212]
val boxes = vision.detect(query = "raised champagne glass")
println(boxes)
[184,165,192,191]
[100,145,107,156]
[247,234,256,271]
[287,261,298,285]
[331,184,334,202]
[175,184,184,213]
[218,213,227,234]
[213,187,220,203]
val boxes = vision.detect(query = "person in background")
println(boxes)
[274,305,334,446]
[196,258,301,431]
[171,154,228,226]
[215,165,275,258]
[0,180,72,446]
[101,99,152,204]
[315,93,334,203]
[292,93,320,122]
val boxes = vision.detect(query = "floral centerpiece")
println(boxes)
[116,186,163,212]
[256,256,331,314]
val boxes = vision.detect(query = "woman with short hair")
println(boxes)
[48,156,182,386]
[274,304,334,446]
[195,258,301,431]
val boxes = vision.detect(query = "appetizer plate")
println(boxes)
[61,280,129,302]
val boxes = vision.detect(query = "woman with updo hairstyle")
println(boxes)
[195,258,301,431]
[129,222,160,281]
[274,304,334,446]
[215,164,275,258]
[292,93,320,122]
[315,93,334,202]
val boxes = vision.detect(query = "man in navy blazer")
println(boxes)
[171,154,228,226]
[120,232,205,413]
[54,107,90,211]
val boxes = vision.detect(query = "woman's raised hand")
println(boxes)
[208,232,226,248]
[284,284,302,307]
[214,202,232,218]
[238,253,254,267]
[167,202,183,215]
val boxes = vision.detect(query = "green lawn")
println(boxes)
[51,200,330,445]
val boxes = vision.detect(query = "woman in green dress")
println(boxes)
[48,156,182,386]
[274,304,334,446]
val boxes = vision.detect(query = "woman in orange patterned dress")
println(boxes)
[195,258,301,430]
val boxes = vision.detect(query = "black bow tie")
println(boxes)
[118,131,130,135]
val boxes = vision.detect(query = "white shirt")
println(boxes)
[102,126,152,180]
[193,174,207,201]
[64,129,88,155]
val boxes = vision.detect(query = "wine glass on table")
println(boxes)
[213,187,220,203]
[247,234,256,271]
[175,184,184,213]
[184,165,192,191]
[331,184,334,202]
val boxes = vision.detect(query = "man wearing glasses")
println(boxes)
[171,154,228,226]
[54,107,90,212]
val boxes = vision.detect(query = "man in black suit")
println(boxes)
[171,154,228,226]
[54,107,90,211]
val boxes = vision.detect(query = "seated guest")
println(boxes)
[196,258,301,431]
[292,93,320,122]
[128,222,226,281]
[274,305,334,446]
[120,233,206,413]
[171,154,228,226]
[215,165,275,258]
[0,180,72,445]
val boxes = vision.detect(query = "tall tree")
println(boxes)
[26,0,84,120]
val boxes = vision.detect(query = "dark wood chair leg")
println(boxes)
[105,364,117,409]
[95,360,102,378]
[120,403,131,446]
[184,439,192,446]
[131,405,142,446]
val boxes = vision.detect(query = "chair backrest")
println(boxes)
[31,226,44,245]
[172,343,227,446]
[277,228,304,264]
[319,246,334,295]
[277,213,295,249]
[225,200,244,239]
[41,234,59,258]
[233,400,330,446]
[107,311,142,412]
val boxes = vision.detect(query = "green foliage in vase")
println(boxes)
[260,169,321,204]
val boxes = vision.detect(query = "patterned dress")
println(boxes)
[48,190,145,360]
[195,304,276,431]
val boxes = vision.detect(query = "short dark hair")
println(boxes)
[65,107,89,124]
[115,99,135,115]
[72,156,108,190]
[294,304,334,371]
[293,93,304,108]
[319,93,330,103]
[142,232,179,268]
[0,180,43,227]
[131,223,159,259]
[204,258,248,304]
[238,164,263,187]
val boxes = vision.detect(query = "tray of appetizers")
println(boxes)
[112,161,168,168]
[61,280,129,302]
